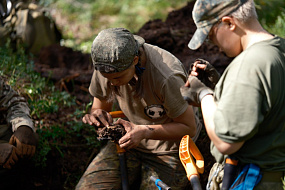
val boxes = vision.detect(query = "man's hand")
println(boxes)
[0,143,20,169]
[115,119,146,150]
[82,109,113,128]
[190,58,220,89]
[9,126,38,159]
[180,76,213,107]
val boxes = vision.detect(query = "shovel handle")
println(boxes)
[109,111,126,118]
[190,175,202,190]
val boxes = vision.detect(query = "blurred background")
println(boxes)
[38,0,285,53]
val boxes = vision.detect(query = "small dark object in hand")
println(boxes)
[97,124,126,143]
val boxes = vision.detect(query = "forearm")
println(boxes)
[90,97,113,112]
[201,95,243,154]
[0,81,34,132]
[143,121,195,141]
[144,106,197,140]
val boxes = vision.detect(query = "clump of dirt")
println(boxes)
[32,1,228,189]
[97,124,126,143]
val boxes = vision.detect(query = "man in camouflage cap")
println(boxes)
[188,0,248,50]
[0,77,38,188]
[181,0,285,189]
[76,27,202,189]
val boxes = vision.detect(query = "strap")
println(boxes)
[155,179,162,190]
[244,164,262,189]
[230,164,262,190]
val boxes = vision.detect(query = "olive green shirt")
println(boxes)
[212,36,285,171]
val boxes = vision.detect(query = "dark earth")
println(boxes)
[30,1,233,189]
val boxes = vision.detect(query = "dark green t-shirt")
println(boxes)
[213,36,285,171]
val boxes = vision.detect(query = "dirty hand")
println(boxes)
[190,58,220,89]
[9,126,38,159]
[0,143,20,169]
[115,119,145,150]
[180,75,213,107]
[82,109,113,128]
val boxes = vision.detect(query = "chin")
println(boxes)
[224,51,235,58]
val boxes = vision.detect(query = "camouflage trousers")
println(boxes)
[76,141,188,190]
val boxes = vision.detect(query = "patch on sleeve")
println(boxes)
[144,105,166,119]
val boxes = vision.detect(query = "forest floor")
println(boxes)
[30,1,232,189]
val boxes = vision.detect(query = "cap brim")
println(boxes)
[134,35,145,47]
[188,25,212,50]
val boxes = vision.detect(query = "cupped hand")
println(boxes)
[82,109,113,128]
[9,126,38,159]
[0,143,20,169]
[190,58,220,89]
[115,119,146,150]
[181,75,213,107]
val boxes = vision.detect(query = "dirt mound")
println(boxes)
[34,44,94,103]
[137,2,232,73]
[33,1,226,189]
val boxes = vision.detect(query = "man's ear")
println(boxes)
[222,16,236,31]
[133,56,139,65]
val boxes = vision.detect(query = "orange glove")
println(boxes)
[0,143,20,169]
[9,126,38,159]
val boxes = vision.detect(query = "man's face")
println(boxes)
[208,17,241,58]
[101,63,136,86]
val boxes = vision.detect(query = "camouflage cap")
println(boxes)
[188,0,248,50]
[91,28,145,73]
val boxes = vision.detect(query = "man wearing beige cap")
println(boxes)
[76,28,202,189]
[181,0,285,189]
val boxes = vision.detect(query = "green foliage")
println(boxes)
[255,0,285,25]
[283,175,285,190]
[0,45,101,173]
[42,0,285,53]
[255,0,285,37]
[262,12,285,38]
[43,0,189,52]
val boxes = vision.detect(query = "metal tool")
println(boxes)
[110,111,129,190]
[179,135,204,190]
[150,176,171,190]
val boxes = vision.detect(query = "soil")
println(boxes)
[31,1,232,189]
[97,124,126,143]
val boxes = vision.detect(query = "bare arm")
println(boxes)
[189,62,244,154]
[200,95,244,155]
[117,105,197,150]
